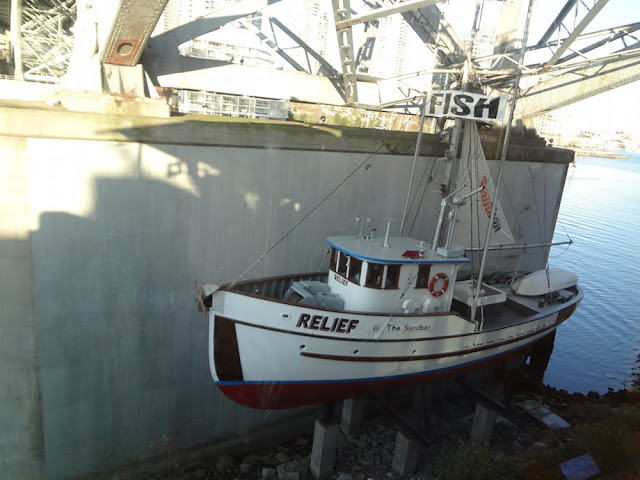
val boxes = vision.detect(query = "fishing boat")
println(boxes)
[196,3,582,410]
[196,121,582,409]
[198,225,581,409]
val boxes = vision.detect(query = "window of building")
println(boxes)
[385,264,400,289]
[348,257,362,284]
[415,264,431,288]
[365,262,384,288]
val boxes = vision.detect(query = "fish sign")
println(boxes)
[427,90,507,123]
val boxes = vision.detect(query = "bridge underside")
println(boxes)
[5,0,640,119]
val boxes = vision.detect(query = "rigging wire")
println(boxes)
[471,125,481,278]
[407,158,442,237]
[547,240,573,258]
[375,265,419,339]
[229,109,424,287]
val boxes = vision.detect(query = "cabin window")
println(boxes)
[330,247,339,272]
[365,262,384,288]
[337,252,348,276]
[348,257,362,284]
[415,264,431,288]
[385,264,400,289]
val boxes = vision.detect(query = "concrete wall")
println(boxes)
[0,136,45,478]
[0,104,572,479]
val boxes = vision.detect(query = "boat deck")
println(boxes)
[231,272,328,298]
[227,273,577,332]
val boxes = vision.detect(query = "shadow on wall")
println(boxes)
[27,140,337,478]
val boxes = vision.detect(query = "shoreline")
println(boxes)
[575,150,630,159]
[112,371,640,480]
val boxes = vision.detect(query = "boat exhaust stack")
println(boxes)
[432,185,484,251]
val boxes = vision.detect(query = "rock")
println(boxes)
[294,436,309,446]
[276,463,288,480]
[262,467,276,480]
[286,473,300,480]
[336,473,354,480]
[344,433,358,444]
[194,467,208,479]
[216,455,236,472]
[533,441,548,449]
[244,453,261,464]
[284,461,297,472]
[275,451,290,463]
[239,462,251,473]
[295,459,309,477]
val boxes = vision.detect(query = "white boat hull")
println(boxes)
[208,282,582,409]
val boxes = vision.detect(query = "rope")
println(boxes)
[229,111,423,288]
[375,265,418,339]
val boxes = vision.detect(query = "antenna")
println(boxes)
[383,219,395,248]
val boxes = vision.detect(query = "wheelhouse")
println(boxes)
[326,236,469,314]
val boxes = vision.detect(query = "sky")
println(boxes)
[443,0,640,138]
[245,0,640,136]
[529,0,640,137]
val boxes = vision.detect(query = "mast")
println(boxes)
[400,96,427,235]
[436,0,481,249]
[470,0,535,326]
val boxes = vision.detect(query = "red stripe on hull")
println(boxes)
[217,344,534,409]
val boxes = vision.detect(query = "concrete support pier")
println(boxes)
[310,419,338,480]
[392,431,419,475]
[340,398,364,437]
[470,378,505,443]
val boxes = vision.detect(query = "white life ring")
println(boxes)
[429,273,449,297]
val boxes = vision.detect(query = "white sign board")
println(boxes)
[426,90,507,123]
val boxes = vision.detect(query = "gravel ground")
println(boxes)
[141,376,640,480]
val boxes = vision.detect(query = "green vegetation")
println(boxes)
[435,441,517,480]
[516,401,640,480]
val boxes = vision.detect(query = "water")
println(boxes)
[543,153,640,393]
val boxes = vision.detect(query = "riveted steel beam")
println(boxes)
[544,0,610,68]
[335,0,444,30]
[518,50,640,118]
[332,0,358,104]
[102,0,169,66]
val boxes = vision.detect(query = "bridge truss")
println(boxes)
[6,0,640,120]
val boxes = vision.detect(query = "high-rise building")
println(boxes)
[156,0,275,68]
[268,0,331,74]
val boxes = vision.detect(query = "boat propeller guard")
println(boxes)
[429,273,449,297]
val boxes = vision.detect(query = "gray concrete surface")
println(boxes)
[391,431,419,475]
[0,100,572,479]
